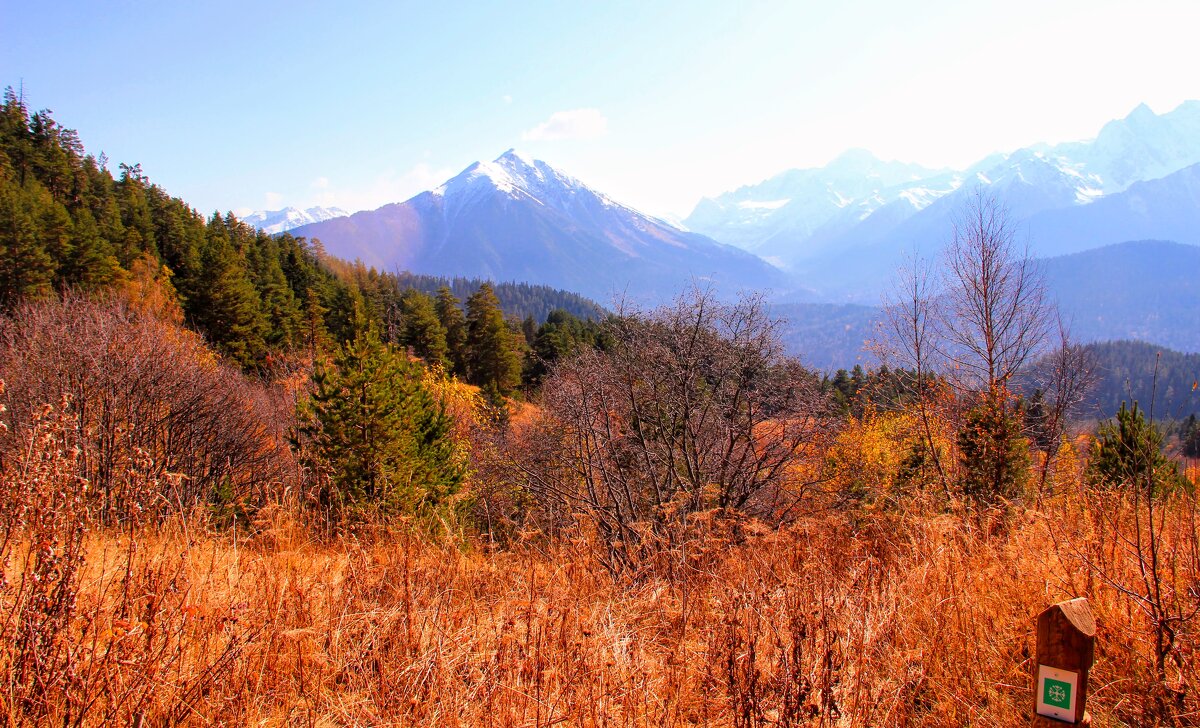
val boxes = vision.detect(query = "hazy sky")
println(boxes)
[3,0,1198,218]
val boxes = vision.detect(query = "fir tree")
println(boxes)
[465,282,522,401]
[435,285,467,377]
[957,388,1030,503]
[302,288,330,360]
[296,329,465,518]
[67,206,119,290]
[399,288,448,368]
[1182,415,1200,459]
[0,177,54,307]
[187,215,268,367]
[1088,401,1185,494]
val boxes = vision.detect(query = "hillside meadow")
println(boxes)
[2,313,1198,726]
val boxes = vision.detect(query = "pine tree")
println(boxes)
[524,309,601,388]
[0,177,54,307]
[67,206,120,290]
[465,282,522,401]
[302,288,330,360]
[957,388,1030,503]
[296,329,465,518]
[399,288,449,368]
[435,285,468,377]
[1182,415,1200,459]
[187,216,268,367]
[1088,401,1185,494]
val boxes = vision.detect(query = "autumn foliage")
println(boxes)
[1,294,1199,726]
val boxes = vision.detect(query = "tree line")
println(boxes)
[0,87,604,390]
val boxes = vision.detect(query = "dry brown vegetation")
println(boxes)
[2,296,1200,726]
[2,394,1198,726]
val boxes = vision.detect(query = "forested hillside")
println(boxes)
[3,86,1200,727]
[382,270,605,322]
[0,88,362,369]
[0,88,603,375]
[1084,340,1200,420]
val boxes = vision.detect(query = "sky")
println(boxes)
[3,0,1199,220]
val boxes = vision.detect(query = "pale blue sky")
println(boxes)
[3,0,1198,218]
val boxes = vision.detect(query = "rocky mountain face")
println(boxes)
[686,101,1200,300]
[242,206,348,234]
[291,150,786,303]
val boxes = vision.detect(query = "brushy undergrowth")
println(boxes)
[2,442,1197,726]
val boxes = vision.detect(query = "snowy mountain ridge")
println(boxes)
[686,100,1200,265]
[242,206,349,234]
[289,150,786,302]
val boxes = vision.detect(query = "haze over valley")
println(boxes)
[4,2,1200,725]
[239,101,1200,362]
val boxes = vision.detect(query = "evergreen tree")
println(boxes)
[1022,389,1057,452]
[399,288,448,368]
[435,285,467,377]
[1088,401,1185,494]
[67,206,120,290]
[1182,415,1200,459]
[465,282,522,401]
[187,215,268,367]
[296,329,465,517]
[523,308,603,388]
[324,282,366,346]
[246,232,301,348]
[957,388,1030,503]
[0,178,54,307]
[302,288,330,360]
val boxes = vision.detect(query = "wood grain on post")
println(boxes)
[1031,597,1096,726]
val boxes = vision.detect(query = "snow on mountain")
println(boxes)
[242,206,349,234]
[291,150,785,303]
[1049,100,1200,193]
[685,149,949,253]
[687,100,1200,300]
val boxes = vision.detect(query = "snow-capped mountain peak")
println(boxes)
[241,206,349,234]
[431,150,637,225]
[288,150,785,303]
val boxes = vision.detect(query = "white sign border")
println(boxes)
[1036,664,1079,721]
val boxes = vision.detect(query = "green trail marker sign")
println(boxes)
[1036,665,1078,720]
[1032,598,1095,726]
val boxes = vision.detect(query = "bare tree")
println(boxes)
[1026,315,1098,497]
[511,288,835,571]
[883,251,951,497]
[884,190,1061,503]
[938,191,1051,394]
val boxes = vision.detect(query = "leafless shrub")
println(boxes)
[510,288,836,572]
[0,295,294,523]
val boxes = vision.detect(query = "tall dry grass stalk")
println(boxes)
[3,480,1198,724]
[2,372,1198,725]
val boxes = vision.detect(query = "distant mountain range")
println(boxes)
[686,101,1200,300]
[773,240,1200,370]
[291,150,786,303]
[247,101,1199,358]
[242,206,348,234]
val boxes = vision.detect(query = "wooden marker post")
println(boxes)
[1032,597,1096,726]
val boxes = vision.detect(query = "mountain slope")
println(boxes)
[1027,164,1200,256]
[691,101,1200,299]
[243,206,348,234]
[685,149,949,257]
[774,240,1200,368]
[292,150,785,302]
[1043,240,1200,353]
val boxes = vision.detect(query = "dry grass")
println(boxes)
[1,489,1196,726]
[2,384,1198,725]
